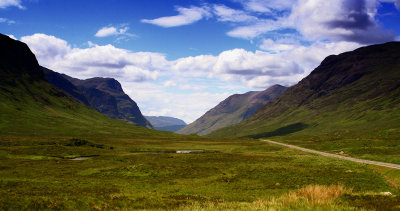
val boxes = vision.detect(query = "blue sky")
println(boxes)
[1,0,400,123]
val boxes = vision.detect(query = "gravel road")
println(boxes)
[263,140,400,170]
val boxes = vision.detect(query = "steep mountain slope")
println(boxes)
[42,67,90,106]
[178,85,287,135]
[210,42,400,142]
[0,34,163,138]
[145,116,186,132]
[59,74,152,128]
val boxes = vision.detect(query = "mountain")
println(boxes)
[46,71,152,128]
[178,85,287,135]
[42,67,90,106]
[0,33,163,138]
[145,116,186,132]
[210,42,400,140]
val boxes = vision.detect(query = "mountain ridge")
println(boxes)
[48,71,152,128]
[178,84,287,135]
[145,116,186,132]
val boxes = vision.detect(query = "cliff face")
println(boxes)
[62,75,152,128]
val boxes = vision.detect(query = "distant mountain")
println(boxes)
[210,42,400,140]
[43,69,152,128]
[145,116,186,132]
[178,85,287,135]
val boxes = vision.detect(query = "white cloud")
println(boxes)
[21,33,165,82]
[259,38,299,51]
[214,48,303,77]
[226,19,281,39]
[7,34,16,40]
[225,0,396,44]
[213,4,258,22]
[125,82,232,123]
[21,33,71,64]
[163,80,177,87]
[238,0,296,13]
[95,25,132,38]
[287,0,394,44]
[0,17,15,24]
[171,55,217,77]
[141,6,211,27]
[0,0,24,9]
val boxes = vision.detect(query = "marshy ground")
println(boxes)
[1,136,399,210]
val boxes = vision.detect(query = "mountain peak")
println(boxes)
[0,34,44,82]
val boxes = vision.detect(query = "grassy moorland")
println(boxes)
[2,134,400,210]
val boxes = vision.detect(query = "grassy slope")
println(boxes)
[0,78,173,140]
[210,42,400,164]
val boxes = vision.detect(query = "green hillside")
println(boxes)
[179,85,287,135]
[210,42,400,163]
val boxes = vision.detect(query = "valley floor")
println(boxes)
[1,135,400,210]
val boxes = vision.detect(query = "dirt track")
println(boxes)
[263,140,400,170]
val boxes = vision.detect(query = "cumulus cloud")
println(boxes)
[0,17,15,24]
[288,0,395,44]
[141,6,212,27]
[225,0,396,44]
[21,33,71,64]
[168,39,361,89]
[0,0,24,9]
[95,25,129,37]
[214,49,302,77]
[21,33,165,82]
[259,38,299,52]
[125,82,232,123]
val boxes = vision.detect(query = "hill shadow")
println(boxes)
[244,123,308,139]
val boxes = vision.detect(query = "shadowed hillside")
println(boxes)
[58,73,152,128]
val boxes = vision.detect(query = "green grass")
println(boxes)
[1,137,399,210]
